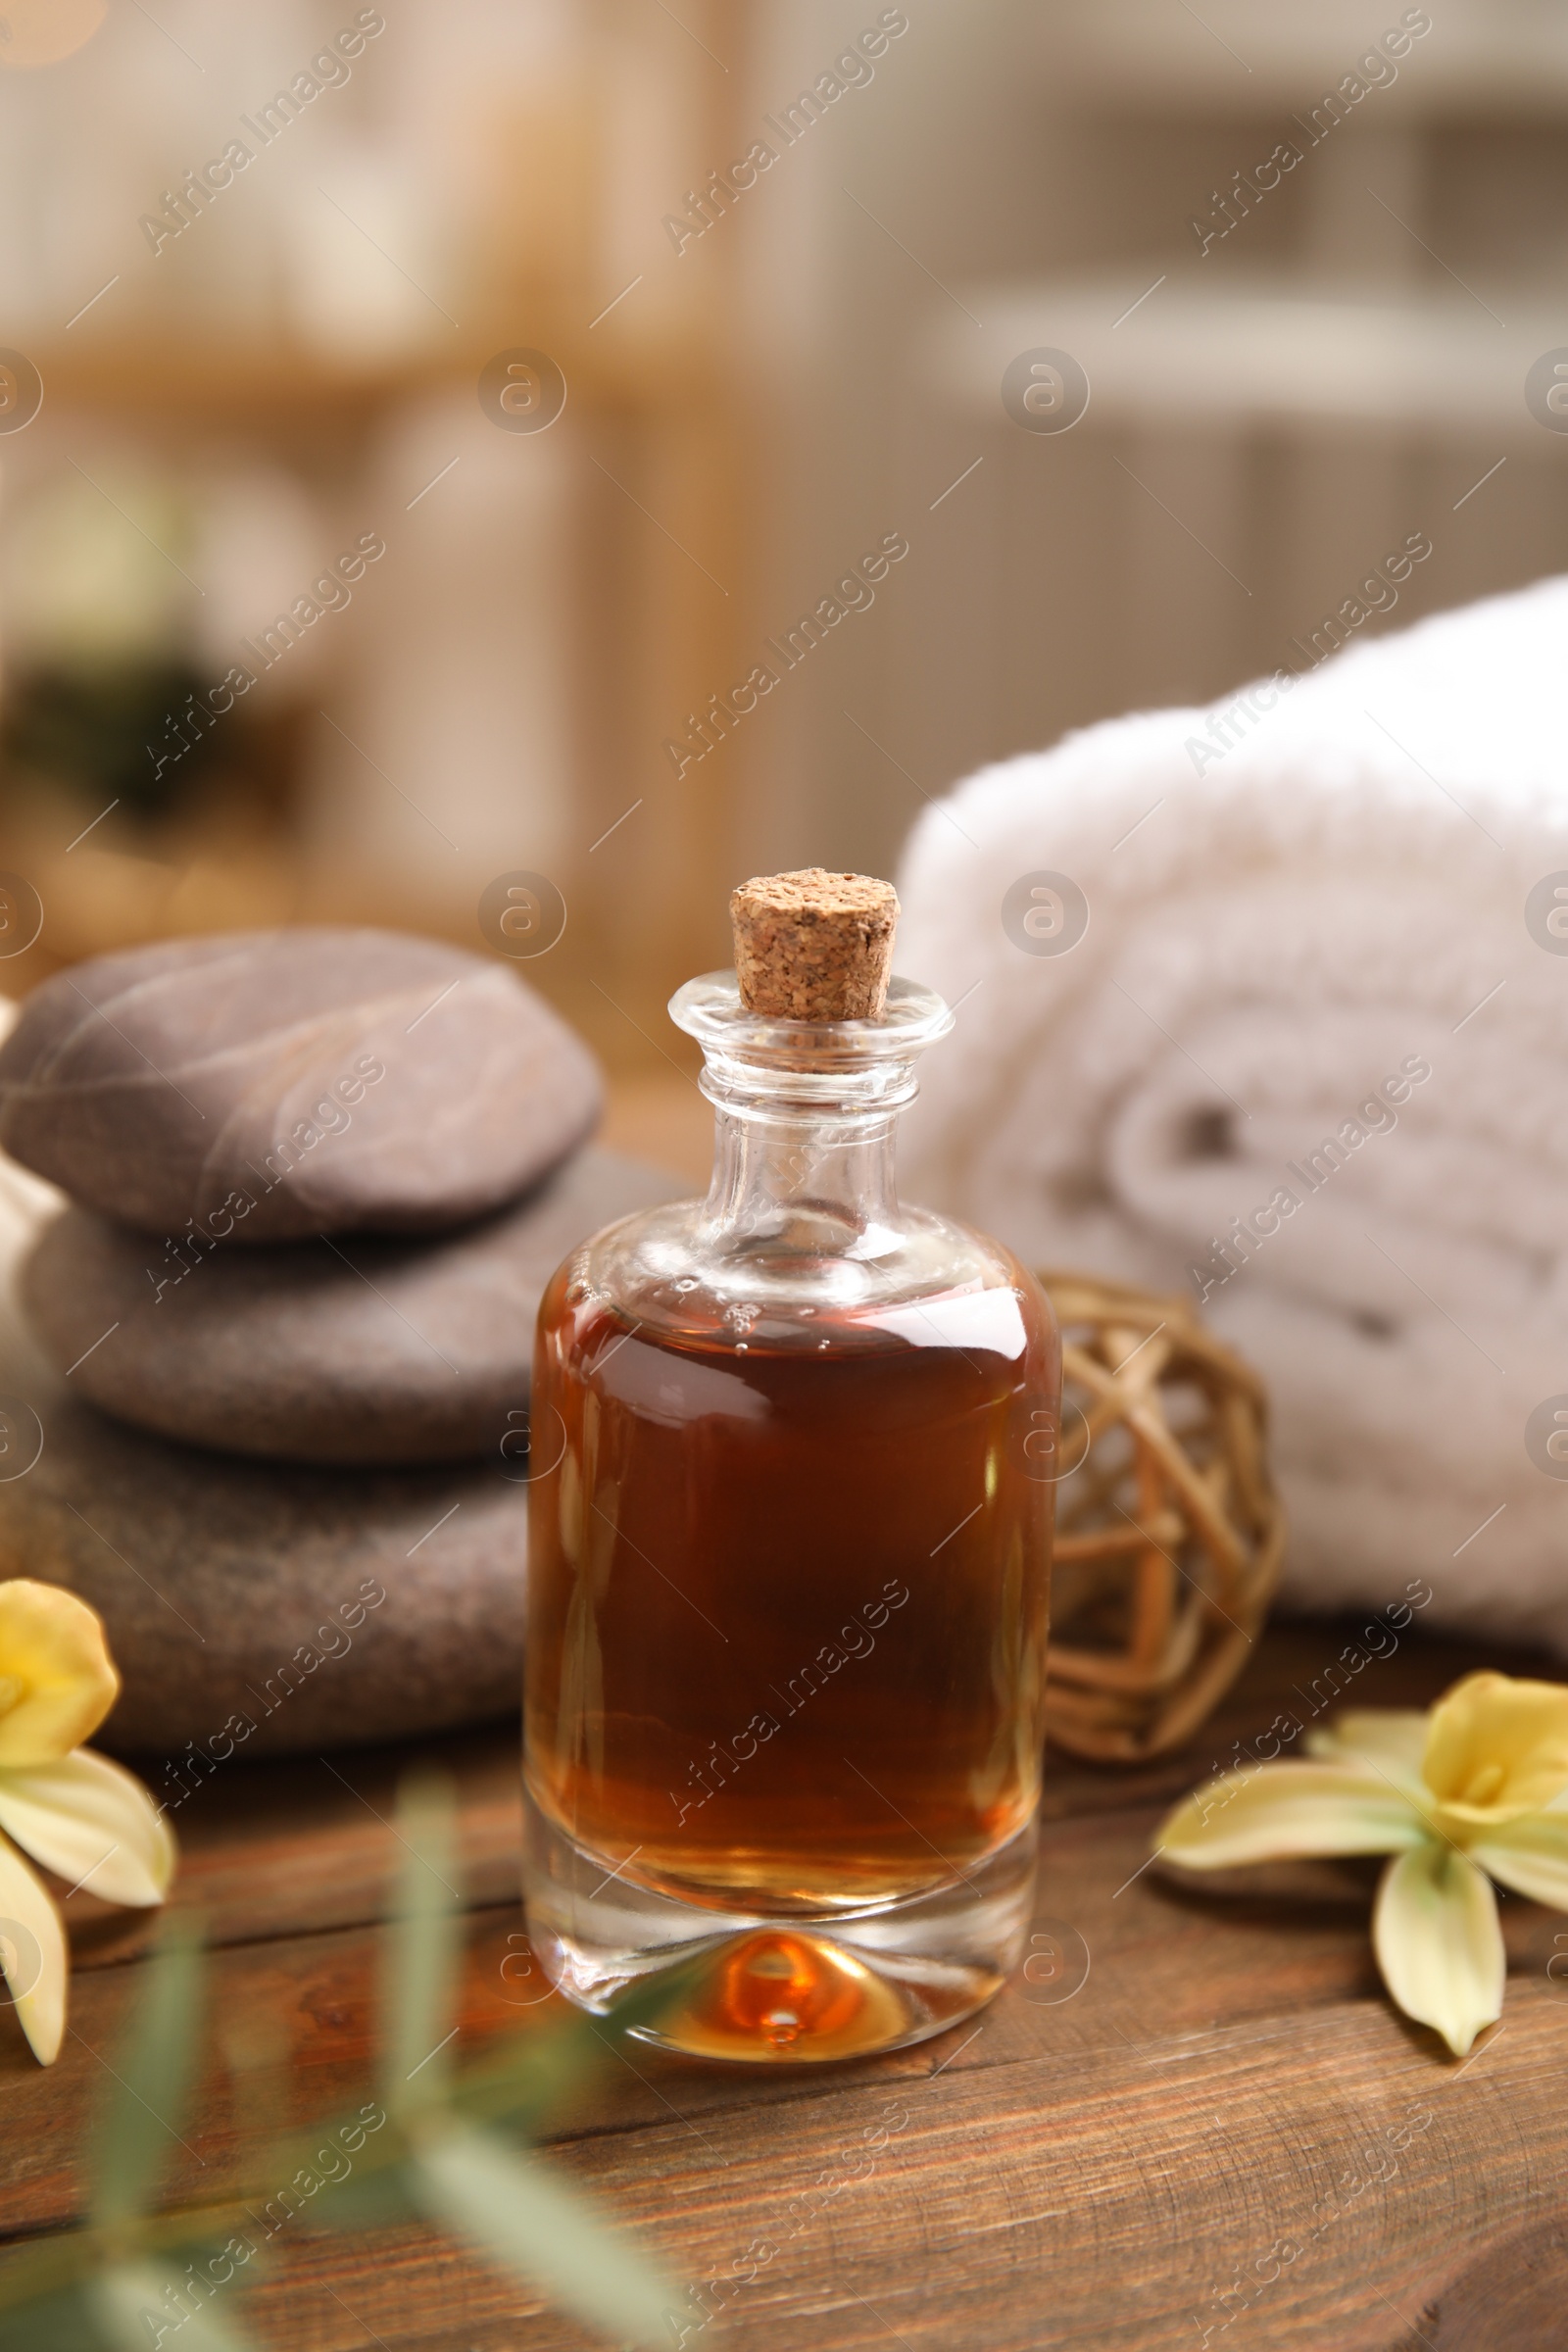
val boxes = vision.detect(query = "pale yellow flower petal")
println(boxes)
[1157,1762,1425,1868]
[1307,1709,1429,1780]
[1421,1671,1568,1826]
[0,1750,174,1908]
[0,1581,119,1767]
[0,1829,66,2064]
[1373,1843,1502,2057]
[1469,1812,1568,1912]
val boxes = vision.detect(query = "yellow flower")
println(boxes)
[0,1580,174,2064]
[1155,1671,1568,2058]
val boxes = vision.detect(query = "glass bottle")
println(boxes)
[523,911,1058,2063]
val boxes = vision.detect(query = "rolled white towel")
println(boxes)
[897,574,1568,1652]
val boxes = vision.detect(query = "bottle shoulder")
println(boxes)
[543,1196,1057,1358]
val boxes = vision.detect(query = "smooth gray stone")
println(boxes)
[0,927,602,1242]
[20,1150,688,1466]
[0,1390,527,1760]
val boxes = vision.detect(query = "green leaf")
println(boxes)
[88,2264,257,2350]
[412,2126,676,2348]
[90,1914,206,2230]
[0,2221,270,2331]
[384,1771,462,2121]
[306,2159,421,2232]
[1373,1841,1504,2056]
[0,2281,105,2351]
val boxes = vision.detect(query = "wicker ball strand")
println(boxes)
[1038,1270,1285,1764]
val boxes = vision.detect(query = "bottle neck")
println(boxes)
[701,1098,903,1258]
[667,970,954,1274]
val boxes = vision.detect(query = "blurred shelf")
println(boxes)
[925,273,1568,438]
[25,317,720,425]
[0,0,749,1032]
[1034,0,1568,114]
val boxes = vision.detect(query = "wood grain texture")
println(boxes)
[5,1620,1567,2350]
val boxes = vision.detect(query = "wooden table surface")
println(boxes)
[8,1616,1567,2352]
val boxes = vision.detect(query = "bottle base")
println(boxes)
[522,1790,1036,2063]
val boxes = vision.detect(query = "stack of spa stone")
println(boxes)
[0,929,683,1760]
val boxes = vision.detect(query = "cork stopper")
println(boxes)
[730,868,900,1020]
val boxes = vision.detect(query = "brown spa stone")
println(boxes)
[0,927,602,1243]
[20,1150,688,1466]
[0,1388,527,1759]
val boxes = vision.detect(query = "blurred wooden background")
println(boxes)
[0,0,746,1075]
[2,0,1566,1085]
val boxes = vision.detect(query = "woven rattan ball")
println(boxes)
[1038,1269,1285,1764]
